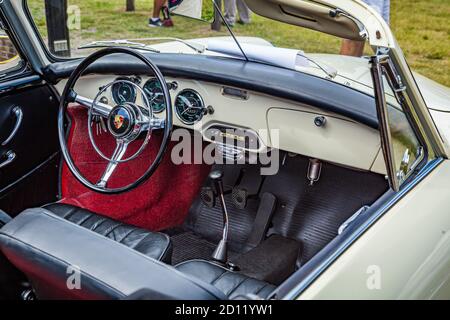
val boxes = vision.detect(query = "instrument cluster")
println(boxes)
[110,76,206,125]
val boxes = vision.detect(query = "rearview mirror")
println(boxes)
[169,0,216,22]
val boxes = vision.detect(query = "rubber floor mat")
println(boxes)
[170,230,238,265]
[168,230,300,285]
[185,153,387,265]
[231,235,301,285]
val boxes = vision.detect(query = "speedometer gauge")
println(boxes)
[112,79,137,104]
[175,89,205,125]
[143,78,166,113]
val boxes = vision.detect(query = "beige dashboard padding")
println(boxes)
[245,0,364,41]
[267,108,381,170]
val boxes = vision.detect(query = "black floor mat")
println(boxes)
[168,229,300,285]
[170,230,238,265]
[231,235,301,285]
[184,154,387,264]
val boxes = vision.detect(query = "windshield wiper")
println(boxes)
[126,37,206,53]
[78,40,160,53]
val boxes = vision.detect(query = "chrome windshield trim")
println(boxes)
[275,157,443,300]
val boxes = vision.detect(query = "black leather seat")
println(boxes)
[0,206,275,300]
[0,207,227,299]
[176,260,276,299]
[43,204,172,263]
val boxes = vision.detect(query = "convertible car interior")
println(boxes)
[2,0,426,300]
[0,47,391,300]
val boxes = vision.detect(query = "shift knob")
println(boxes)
[209,170,223,181]
[209,170,224,195]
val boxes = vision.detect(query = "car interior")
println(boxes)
[4,0,429,298]
[0,42,394,300]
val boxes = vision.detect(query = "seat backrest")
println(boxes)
[0,208,227,300]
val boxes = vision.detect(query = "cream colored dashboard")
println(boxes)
[56,74,386,175]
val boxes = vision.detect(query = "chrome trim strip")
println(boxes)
[0,150,16,169]
[280,157,443,300]
[1,106,23,146]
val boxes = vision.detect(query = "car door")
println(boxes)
[0,22,60,216]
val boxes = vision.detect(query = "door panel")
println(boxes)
[0,83,60,215]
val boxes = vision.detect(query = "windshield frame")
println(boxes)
[23,0,70,63]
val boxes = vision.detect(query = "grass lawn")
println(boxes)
[27,0,449,87]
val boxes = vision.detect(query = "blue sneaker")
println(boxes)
[148,18,163,27]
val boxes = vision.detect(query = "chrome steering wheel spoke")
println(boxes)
[96,139,129,188]
[72,91,113,118]
[73,91,165,131]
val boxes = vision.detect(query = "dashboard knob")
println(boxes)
[314,116,327,127]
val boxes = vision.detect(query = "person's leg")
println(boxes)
[161,0,174,27]
[152,0,166,18]
[223,0,237,26]
[340,39,365,57]
[340,0,391,56]
[150,0,171,27]
[236,0,251,24]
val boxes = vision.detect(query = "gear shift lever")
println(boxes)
[210,170,229,263]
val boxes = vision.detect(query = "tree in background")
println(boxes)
[126,0,135,11]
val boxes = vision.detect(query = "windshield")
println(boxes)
[27,0,343,59]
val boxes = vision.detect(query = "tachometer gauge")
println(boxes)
[175,89,205,125]
[112,79,137,104]
[143,78,166,113]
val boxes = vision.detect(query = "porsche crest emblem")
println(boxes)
[114,115,125,130]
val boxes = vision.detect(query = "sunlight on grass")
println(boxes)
[27,0,449,86]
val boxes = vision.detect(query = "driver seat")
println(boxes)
[0,205,276,300]
[42,204,173,263]
[0,205,226,299]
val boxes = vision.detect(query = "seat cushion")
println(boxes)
[175,260,276,299]
[43,203,172,263]
[0,208,226,299]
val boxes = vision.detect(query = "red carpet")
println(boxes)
[60,105,210,231]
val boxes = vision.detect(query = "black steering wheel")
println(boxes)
[58,47,173,194]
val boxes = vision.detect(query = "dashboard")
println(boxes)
[97,76,209,126]
[56,74,386,175]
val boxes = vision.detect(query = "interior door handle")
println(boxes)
[0,151,16,169]
[2,106,23,146]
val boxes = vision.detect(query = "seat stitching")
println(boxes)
[211,269,228,286]
[255,283,269,295]
[117,229,136,244]
[61,207,77,220]
[226,277,249,296]
[90,218,108,231]
[104,223,123,238]
[76,213,93,227]
[155,233,171,261]
[130,232,152,250]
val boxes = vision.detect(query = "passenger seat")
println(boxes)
[176,259,276,299]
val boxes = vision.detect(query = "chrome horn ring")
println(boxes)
[88,80,154,164]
